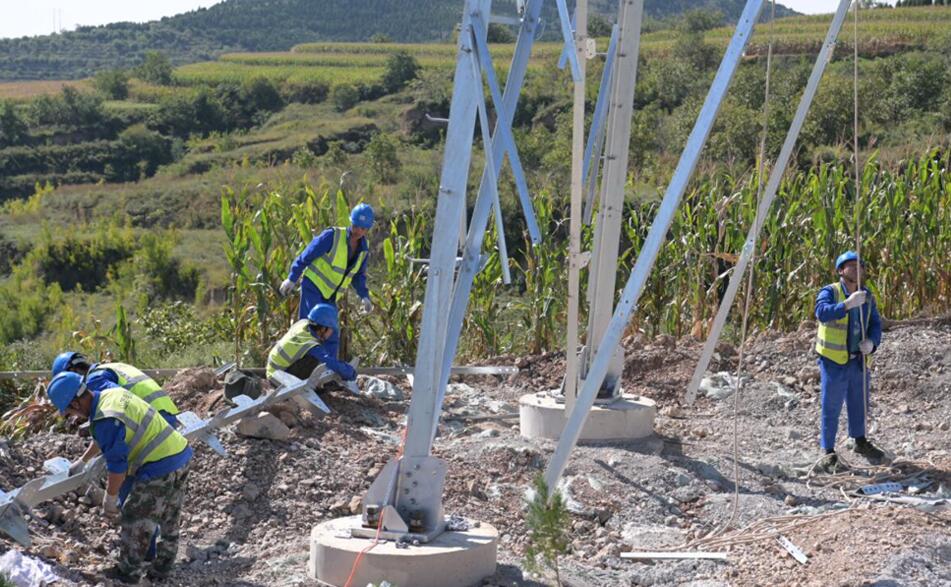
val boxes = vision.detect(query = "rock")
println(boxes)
[661,406,686,419]
[330,498,349,514]
[348,495,362,514]
[700,372,740,401]
[788,430,803,441]
[784,495,798,507]
[939,421,949,432]
[242,483,262,501]
[361,376,404,401]
[236,412,291,441]
[674,472,691,487]
[477,428,500,439]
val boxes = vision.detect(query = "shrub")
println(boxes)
[281,79,329,104]
[381,51,420,94]
[365,132,401,183]
[93,69,130,100]
[332,84,360,112]
[135,51,173,85]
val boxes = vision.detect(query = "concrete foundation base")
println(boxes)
[309,516,498,587]
[519,392,656,441]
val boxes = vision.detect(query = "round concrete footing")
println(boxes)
[309,516,498,587]
[519,392,656,441]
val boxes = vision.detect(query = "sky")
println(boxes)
[0,1,897,40]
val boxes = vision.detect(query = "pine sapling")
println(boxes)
[524,474,571,586]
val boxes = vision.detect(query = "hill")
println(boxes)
[0,0,796,81]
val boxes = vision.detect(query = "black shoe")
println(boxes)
[853,438,885,463]
[102,566,143,585]
[815,452,847,475]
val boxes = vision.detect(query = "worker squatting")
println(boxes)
[44,204,375,584]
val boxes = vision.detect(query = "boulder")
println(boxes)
[236,412,290,441]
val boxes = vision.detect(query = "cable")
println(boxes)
[716,0,776,536]
[342,427,407,587]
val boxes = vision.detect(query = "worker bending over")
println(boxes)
[47,372,192,584]
[52,352,182,476]
[267,303,357,383]
[814,250,884,474]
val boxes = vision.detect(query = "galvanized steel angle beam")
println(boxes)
[545,0,766,491]
[582,24,619,225]
[684,0,853,405]
[554,0,583,81]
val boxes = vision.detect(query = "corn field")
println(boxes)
[219,151,949,364]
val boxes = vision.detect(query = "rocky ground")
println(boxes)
[1,318,949,586]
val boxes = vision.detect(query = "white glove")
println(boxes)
[279,278,296,297]
[360,297,373,314]
[68,459,85,476]
[843,290,867,310]
[859,339,874,355]
[102,493,119,518]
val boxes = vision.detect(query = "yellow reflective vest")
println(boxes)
[95,362,180,416]
[266,319,320,379]
[92,388,188,475]
[815,282,850,364]
[303,227,367,300]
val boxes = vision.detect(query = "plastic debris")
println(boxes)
[0,550,60,586]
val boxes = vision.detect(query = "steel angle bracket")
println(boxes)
[355,456,448,543]
[582,24,619,225]
[554,0,583,81]
[470,16,541,247]
[177,412,228,456]
[469,21,512,285]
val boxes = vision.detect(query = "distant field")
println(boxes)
[174,6,950,89]
[0,79,90,100]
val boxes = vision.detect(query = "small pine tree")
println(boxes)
[524,474,571,586]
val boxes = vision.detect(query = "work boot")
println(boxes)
[102,566,146,586]
[814,452,846,475]
[853,437,885,463]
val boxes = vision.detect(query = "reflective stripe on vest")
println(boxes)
[815,282,850,364]
[93,388,188,475]
[97,362,180,416]
[266,320,321,379]
[302,227,367,300]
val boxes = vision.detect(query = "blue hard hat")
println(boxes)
[835,250,863,270]
[51,351,88,377]
[307,303,339,331]
[350,203,375,229]
[47,372,86,415]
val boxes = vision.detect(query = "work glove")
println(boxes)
[68,459,85,476]
[360,297,373,314]
[102,493,120,519]
[339,363,357,381]
[859,339,874,355]
[842,290,867,310]
[279,278,296,297]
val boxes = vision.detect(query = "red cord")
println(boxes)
[342,428,407,587]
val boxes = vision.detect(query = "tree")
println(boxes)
[93,69,130,100]
[365,132,401,183]
[0,101,27,148]
[369,33,392,43]
[588,14,613,37]
[486,23,515,43]
[680,9,723,33]
[524,475,571,586]
[381,51,420,94]
[135,51,173,85]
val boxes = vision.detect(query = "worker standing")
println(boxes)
[47,372,192,584]
[266,303,357,383]
[814,251,884,474]
[280,203,375,326]
[51,352,182,476]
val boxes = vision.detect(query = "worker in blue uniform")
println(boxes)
[279,204,375,338]
[266,303,357,383]
[814,250,884,474]
[47,372,192,583]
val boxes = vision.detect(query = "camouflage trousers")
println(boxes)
[117,466,190,580]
